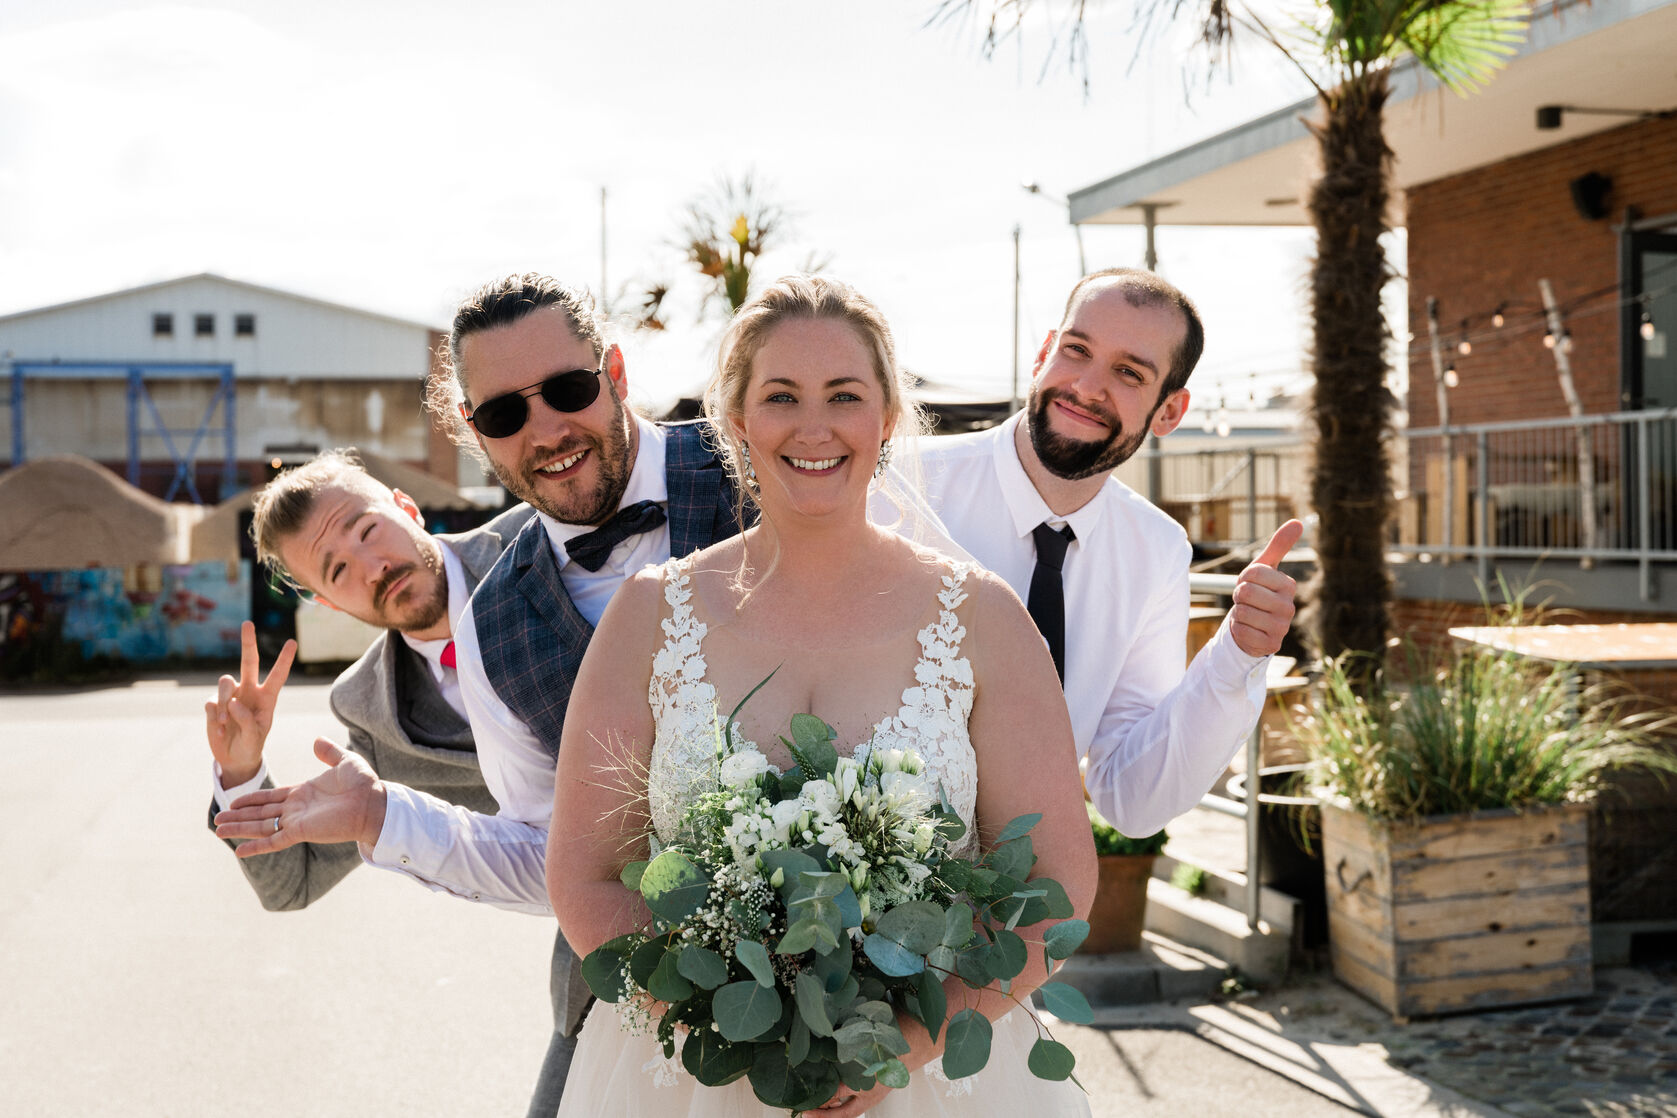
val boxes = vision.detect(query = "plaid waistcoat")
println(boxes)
[472,420,748,754]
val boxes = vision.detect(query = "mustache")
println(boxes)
[1039,387,1121,432]
[372,563,416,611]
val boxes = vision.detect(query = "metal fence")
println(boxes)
[1120,441,1310,554]
[1400,409,1677,600]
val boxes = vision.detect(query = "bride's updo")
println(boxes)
[704,274,927,515]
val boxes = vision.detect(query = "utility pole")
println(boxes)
[1011,224,1022,411]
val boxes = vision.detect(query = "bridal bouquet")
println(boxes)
[580,707,1092,1112]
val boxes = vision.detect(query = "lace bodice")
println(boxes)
[646,557,979,858]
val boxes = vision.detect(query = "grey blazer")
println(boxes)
[210,503,535,911]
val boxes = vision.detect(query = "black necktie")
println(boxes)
[1027,522,1075,684]
[565,500,668,572]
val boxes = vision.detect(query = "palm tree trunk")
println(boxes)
[1305,69,1394,684]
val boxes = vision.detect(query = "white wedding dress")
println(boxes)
[556,559,1091,1118]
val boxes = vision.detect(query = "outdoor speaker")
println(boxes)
[1570,172,1612,221]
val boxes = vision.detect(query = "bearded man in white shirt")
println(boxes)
[922,267,1301,838]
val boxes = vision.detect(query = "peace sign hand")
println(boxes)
[205,620,298,789]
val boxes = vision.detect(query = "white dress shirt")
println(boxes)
[210,540,471,812]
[367,420,958,913]
[920,412,1269,837]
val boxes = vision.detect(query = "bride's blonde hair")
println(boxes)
[703,274,928,535]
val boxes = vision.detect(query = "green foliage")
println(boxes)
[1087,801,1167,856]
[1171,863,1209,896]
[1298,634,1677,821]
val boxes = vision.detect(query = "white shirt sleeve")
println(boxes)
[358,597,556,913]
[212,760,269,813]
[1083,587,1271,838]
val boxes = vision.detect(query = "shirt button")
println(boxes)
[400,856,410,865]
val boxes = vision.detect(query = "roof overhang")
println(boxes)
[1069,0,1677,228]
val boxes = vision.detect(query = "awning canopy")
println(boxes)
[1069,0,1677,229]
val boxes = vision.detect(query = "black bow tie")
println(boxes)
[565,500,668,572]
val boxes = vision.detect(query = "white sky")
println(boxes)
[0,0,1323,415]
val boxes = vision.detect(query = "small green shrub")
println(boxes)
[1296,622,1677,821]
[1170,863,1208,896]
[1087,801,1166,856]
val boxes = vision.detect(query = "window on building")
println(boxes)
[153,313,174,337]
[234,313,256,337]
[195,314,215,337]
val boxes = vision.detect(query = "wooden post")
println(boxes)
[1426,297,1454,559]
[1539,279,1597,569]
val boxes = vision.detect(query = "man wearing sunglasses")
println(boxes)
[218,273,748,1116]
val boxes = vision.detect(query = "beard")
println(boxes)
[371,541,449,632]
[1026,385,1150,481]
[486,383,634,526]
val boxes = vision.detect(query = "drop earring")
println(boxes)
[873,440,893,479]
[740,443,757,485]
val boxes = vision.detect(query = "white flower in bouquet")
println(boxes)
[720,749,769,787]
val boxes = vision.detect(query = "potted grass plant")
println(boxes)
[1296,619,1677,1019]
[1082,802,1166,954]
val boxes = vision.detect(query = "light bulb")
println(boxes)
[1642,312,1657,341]
[1543,332,1556,349]
[1216,420,1232,438]
[1560,332,1573,354]
[1492,307,1505,328]
[1444,367,1459,388]
[1458,339,1472,356]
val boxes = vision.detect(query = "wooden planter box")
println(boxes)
[1322,801,1592,1019]
[1083,853,1155,954]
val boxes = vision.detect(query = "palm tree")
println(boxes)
[936,0,1528,685]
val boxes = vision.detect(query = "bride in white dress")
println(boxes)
[548,276,1096,1117]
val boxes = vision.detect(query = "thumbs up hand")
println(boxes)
[1229,519,1302,658]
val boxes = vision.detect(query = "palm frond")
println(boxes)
[1398,0,1530,94]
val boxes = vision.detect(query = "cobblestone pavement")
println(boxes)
[1245,963,1677,1118]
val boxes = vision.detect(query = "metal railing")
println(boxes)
[1120,442,1309,555]
[1401,408,1677,600]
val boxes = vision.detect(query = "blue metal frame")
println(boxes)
[8,361,237,502]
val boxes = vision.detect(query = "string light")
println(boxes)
[1543,330,1556,349]
[1444,364,1460,388]
[1642,311,1657,341]
[1560,331,1574,354]
[1457,320,1472,356]
[1492,305,1505,329]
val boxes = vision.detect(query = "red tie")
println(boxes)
[440,641,457,670]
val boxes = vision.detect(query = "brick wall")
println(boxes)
[1405,115,1677,429]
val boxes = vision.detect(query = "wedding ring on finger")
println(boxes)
[272,816,281,834]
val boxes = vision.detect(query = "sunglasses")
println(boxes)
[464,366,604,439]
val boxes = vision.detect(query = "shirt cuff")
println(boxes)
[1204,617,1272,699]
[212,760,269,814]
[365,782,433,872]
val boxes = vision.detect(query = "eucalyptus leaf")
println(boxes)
[794,971,835,1037]
[647,946,695,1003]
[1043,919,1090,960]
[862,932,926,977]
[714,979,783,1042]
[618,860,648,891]
[760,849,821,893]
[925,944,957,977]
[1037,981,1095,1024]
[810,939,854,992]
[579,945,629,1003]
[676,944,731,990]
[681,1028,754,1087]
[639,849,712,923]
[870,1058,910,1089]
[874,899,945,954]
[629,936,668,989]
[991,928,1028,980]
[941,1009,993,1079]
[824,975,861,1022]
[788,1015,812,1066]
[916,969,947,1041]
[941,902,976,948]
[995,812,1043,843]
[1019,878,1076,925]
[1027,1037,1077,1080]
[987,836,1035,881]
[955,943,996,987]
[779,914,839,957]
[735,939,775,987]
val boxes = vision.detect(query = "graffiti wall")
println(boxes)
[0,561,248,672]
